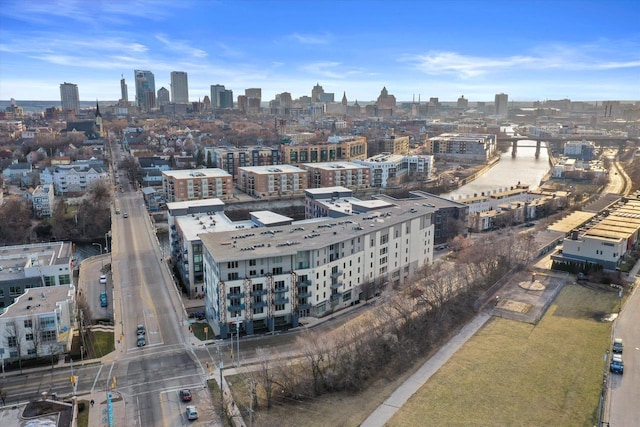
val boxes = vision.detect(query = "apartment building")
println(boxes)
[162,169,233,202]
[0,242,74,311]
[424,133,497,161]
[280,136,367,165]
[39,161,109,195]
[354,153,405,188]
[380,132,410,155]
[201,196,436,338]
[31,184,55,218]
[205,146,281,181]
[168,198,295,298]
[300,162,370,190]
[237,165,308,199]
[0,284,75,362]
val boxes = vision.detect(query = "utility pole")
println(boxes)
[236,320,242,367]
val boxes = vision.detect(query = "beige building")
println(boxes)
[300,162,370,190]
[162,169,233,202]
[381,132,409,155]
[237,165,308,199]
[280,135,367,165]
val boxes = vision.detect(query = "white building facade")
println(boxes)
[202,199,436,338]
[0,285,75,363]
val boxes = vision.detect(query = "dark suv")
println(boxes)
[610,354,624,374]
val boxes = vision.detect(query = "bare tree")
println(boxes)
[4,320,24,372]
[255,347,276,409]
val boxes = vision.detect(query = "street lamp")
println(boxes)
[92,243,103,270]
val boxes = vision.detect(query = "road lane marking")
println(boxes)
[91,363,104,392]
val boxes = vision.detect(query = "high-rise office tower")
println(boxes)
[60,82,80,113]
[120,76,128,103]
[219,89,233,109]
[134,70,156,111]
[495,93,508,117]
[170,71,189,103]
[311,83,324,102]
[210,84,225,108]
[157,87,170,107]
[245,88,261,112]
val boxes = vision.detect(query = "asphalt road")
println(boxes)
[608,275,640,426]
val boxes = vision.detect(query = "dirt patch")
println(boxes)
[518,279,546,291]
[497,299,533,313]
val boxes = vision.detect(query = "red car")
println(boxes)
[179,389,192,402]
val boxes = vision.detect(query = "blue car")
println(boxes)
[100,291,108,307]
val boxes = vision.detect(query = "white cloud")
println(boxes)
[289,33,331,45]
[299,62,365,79]
[155,34,208,58]
[402,42,640,78]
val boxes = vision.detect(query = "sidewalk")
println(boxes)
[360,311,492,427]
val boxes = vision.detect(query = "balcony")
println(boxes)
[253,301,267,308]
[227,303,245,311]
[330,293,341,302]
[330,270,342,278]
[298,303,312,310]
[274,286,289,293]
[227,293,244,300]
[251,289,268,296]
[298,279,312,287]
[297,290,312,298]
[274,297,289,305]
[331,281,343,290]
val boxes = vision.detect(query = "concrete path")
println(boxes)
[361,311,492,427]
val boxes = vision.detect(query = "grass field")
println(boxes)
[388,283,617,426]
[88,330,115,358]
[226,283,617,426]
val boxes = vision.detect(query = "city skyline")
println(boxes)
[1,0,639,103]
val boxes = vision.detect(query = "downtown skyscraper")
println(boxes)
[170,71,189,104]
[60,82,80,113]
[135,70,156,111]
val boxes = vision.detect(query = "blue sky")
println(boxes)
[1,0,639,103]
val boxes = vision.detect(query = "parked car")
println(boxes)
[179,389,192,402]
[99,274,107,284]
[612,338,624,354]
[100,291,108,307]
[610,354,624,374]
[137,325,146,335]
[137,336,146,347]
[123,212,129,218]
[186,405,198,420]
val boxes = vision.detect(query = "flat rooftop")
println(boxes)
[0,242,73,282]
[301,162,366,171]
[202,198,436,262]
[238,165,306,174]
[0,284,74,317]
[162,168,231,179]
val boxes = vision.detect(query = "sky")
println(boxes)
[0,0,639,103]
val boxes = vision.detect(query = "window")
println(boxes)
[9,286,22,296]
[59,274,71,285]
[26,333,34,341]
[39,316,55,329]
[229,286,242,295]
[228,272,239,280]
[272,267,283,275]
[275,304,285,311]
[273,256,282,263]
[230,310,241,318]
[249,270,257,276]
[24,319,33,328]
[41,330,57,341]
[380,234,389,244]
[253,307,264,315]
[275,280,285,290]
[227,261,238,269]
[8,336,17,347]
[44,276,55,286]
[28,349,37,355]
[380,247,387,255]
[249,259,257,266]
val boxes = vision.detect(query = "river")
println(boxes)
[444,140,551,200]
